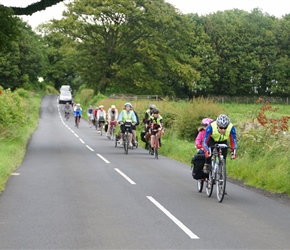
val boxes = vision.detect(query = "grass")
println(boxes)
[0,91,42,192]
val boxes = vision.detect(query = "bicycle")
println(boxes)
[205,143,235,203]
[88,113,94,127]
[148,129,159,159]
[64,111,70,121]
[109,120,117,141]
[75,115,81,128]
[98,120,105,136]
[123,120,133,155]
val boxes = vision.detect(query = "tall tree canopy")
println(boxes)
[44,0,200,95]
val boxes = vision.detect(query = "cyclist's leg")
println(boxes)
[204,137,215,173]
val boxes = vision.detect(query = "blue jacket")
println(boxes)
[74,108,82,116]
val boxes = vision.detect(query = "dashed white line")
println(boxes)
[74,133,79,138]
[97,154,110,163]
[79,138,85,144]
[86,145,94,151]
[147,196,199,239]
[114,168,136,185]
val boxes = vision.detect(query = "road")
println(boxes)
[0,95,289,249]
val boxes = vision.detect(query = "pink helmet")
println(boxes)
[202,118,213,126]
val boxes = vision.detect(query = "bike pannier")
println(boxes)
[191,153,208,180]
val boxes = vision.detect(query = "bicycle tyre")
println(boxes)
[124,133,129,155]
[216,158,226,203]
[154,136,158,159]
[111,127,115,141]
[197,179,204,193]
[135,135,138,148]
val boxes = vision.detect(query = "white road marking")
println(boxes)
[11,173,20,176]
[146,196,199,239]
[86,145,94,151]
[79,138,85,144]
[97,154,110,163]
[114,168,136,185]
[74,133,79,138]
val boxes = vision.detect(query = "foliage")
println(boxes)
[0,19,48,90]
[0,88,27,138]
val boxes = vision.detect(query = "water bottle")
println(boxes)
[214,161,219,173]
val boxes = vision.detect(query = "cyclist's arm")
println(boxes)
[203,125,213,152]
[229,126,238,150]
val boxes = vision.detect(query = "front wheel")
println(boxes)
[216,158,226,203]
[124,133,129,155]
[205,173,214,197]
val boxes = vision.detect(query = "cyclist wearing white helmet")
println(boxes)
[96,105,106,134]
[107,104,119,138]
[74,103,82,126]
[117,102,137,148]
[202,114,238,173]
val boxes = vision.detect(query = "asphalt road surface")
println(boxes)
[0,95,289,249]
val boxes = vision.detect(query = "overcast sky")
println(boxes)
[1,0,290,29]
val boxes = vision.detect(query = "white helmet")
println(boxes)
[216,114,230,128]
[111,105,116,109]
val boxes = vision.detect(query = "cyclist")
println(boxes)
[87,105,94,128]
[143,104,156,128]
[148,108,164,155]
[74,103,82,126]
[203,114,238,173]
[195,118,213,154]
[64,102,71,120]
[93,106,99,127]
[96,105,106,134]
[117,102,137,148]
[107,105,119,138]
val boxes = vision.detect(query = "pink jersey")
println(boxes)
[195,128,206,149]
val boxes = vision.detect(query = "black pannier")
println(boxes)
[191,153,208,180]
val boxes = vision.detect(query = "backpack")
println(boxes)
[134,111,140,125]
[191,153,208,180]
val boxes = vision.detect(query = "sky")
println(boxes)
[1,0,290,30]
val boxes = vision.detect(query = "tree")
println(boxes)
[47,0,200,96]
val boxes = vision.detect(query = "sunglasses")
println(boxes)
[218,126,228,130]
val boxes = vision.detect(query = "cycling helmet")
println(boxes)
[152,108,159,114]
[76,103,80,106]
[216,114,230,128]
[95,106,99,110]
[99,105,104,108]
[149,104,156,109]
[124,102,132,107]
[111,105,116,109]
[202,118,213,126]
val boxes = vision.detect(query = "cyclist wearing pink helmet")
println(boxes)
[195,117,213,153]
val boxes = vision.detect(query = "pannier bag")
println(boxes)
[191,153,208,180]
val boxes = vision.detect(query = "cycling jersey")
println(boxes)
[203,121,237,152]
[74,108,82,116]
[118,110,137,123]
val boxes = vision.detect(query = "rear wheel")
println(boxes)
[216,158,226,203]
[111,126,115,141]
[197,179,204,193]
[154,136,158,159]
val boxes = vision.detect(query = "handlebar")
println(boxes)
[208,144,236,158]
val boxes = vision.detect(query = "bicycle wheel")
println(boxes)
[135,135,138,148]
[76,117,80,128]
[216,158,226,203]
[124,133,129,155]
[154,136,158,159]
[197,179,204,193]
[111,126,115,141]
